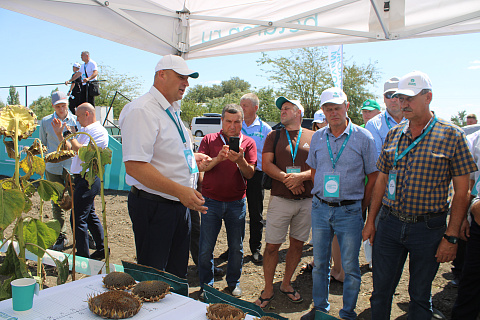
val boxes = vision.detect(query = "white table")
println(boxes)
[0,275,256,320]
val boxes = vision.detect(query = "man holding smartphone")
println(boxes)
[197,104,257,298]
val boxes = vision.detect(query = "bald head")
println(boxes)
[76,103,96,127]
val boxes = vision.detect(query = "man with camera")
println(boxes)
[197,104,257,298]
[39,91,77,251]
[255,97,314,308]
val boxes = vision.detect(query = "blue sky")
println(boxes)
[1,8,479,120]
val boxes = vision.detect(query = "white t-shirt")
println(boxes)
[119,86,197,201]
[80,59,98,85]
[71,121,109,174]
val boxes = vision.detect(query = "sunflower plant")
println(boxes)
[0,105,70,300]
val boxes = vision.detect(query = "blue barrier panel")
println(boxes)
[0,126,129,191]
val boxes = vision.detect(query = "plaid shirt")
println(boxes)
[377,116,477,216]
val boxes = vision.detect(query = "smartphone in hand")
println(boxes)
[229,136,240,153]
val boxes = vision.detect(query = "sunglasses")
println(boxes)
[384,92,396,99]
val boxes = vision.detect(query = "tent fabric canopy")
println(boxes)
[2,0,480,60]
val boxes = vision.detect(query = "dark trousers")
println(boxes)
[451,238,466,277]
[451,218,480,319]
[190,209,200,266]
[80,85,95,106]
[128,191,191,278]
[246,170,265,254]
[68,92,81,114]
[71,176,104,258]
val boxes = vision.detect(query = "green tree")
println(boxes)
[254,87,279,122]
[180,100,208,125]
[0,99,5,108]
[221,77,251,95]
[29,96,54,120]
[95,65,142,118]
[7,86,20,105]
[257,47,380,122]
[451,110,467,127]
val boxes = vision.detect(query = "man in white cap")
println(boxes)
[312,110,327,131]
[301,87,378,320]
[66,51,98,106]
[363,71,477,319]
[119,54,211,278]
[255,97,314,308]
[39,91,77,251]
[365,77,405,158]
[67,62,82,114]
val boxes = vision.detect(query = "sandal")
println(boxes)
[280,288,303,303]
[301,262,314,273]
[254,290,274,309]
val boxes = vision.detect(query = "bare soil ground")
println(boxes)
[4,189,461,319]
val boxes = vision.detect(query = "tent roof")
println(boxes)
[2,0,480,60]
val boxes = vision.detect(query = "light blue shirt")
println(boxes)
[242,116,272,171]
[306,119,378,201]
[365,110,404,159]
[39,111,78,175]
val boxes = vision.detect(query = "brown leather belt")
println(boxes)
[383,206,446,223]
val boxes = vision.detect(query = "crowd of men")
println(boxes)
[38,53,479,319]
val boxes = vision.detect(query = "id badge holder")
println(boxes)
[324,173,340,198]
[286,166,301,174]
[472,176,480,197]
[387,170,397,200]
[184,149,199,174]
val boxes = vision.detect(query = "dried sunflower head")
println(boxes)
[206,303,246,320]
[0,105,37,140]
[45,150,76,163]
[3,139,15,158]
[103,272,136,291]
[132,280,171,302]
[88,290,142,319]
[25,139,47,156]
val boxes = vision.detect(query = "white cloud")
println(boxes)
[468,60,480,70]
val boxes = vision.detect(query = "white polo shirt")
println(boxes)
[80,59,98,84]
[119,86,196,201]
[71,121,109,174]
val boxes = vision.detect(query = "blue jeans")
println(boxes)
[311,197,363,320]
[199,197,246,289]
[371,206,446,320]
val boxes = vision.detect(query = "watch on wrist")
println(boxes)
[443,234,458,244]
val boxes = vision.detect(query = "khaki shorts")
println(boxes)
[265,196,312,244]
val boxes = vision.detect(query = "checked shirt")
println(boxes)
[377,116,477,216]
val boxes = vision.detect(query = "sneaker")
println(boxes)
[52,235,68,251]
[226,285,242,297]
[252,252,263,263]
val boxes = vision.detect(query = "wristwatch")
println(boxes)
[443,234,458,244]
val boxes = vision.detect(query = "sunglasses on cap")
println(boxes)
[384,92,396,99]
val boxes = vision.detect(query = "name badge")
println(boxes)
[387,170,397,200]
[472,175,480,197]
[184,149,199,174]
[324,173,340,198]
[286,166,301,174]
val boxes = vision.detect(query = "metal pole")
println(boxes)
[25,86,28,106]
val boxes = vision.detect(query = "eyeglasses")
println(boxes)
[384,92,396,99]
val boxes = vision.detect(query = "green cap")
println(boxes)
[361,99,381,111]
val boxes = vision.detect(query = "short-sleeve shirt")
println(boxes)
[80,59,98,84]
[365,110,404,160]
[263,127,314,199]
[39,111,77,175]
[199,131,257,202]
[70,121,109,174]
[119,86,197,201]
[467,131,480,185]
[377,116,477,216]
[306,120,378,201]
[242,116,272,171]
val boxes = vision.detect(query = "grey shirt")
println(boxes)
[306,119,378,201]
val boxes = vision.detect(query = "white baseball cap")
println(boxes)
[313,110,326,123]
[275,97,304,117]
[320,87,347,107]
[394,71,432,97]
[155,54,199,78]
[73,62,81,68]
[383,77,399,94]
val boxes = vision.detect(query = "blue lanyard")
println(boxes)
[165,108,187,147]
[393,115,437,168]
[286,128,302,165]
[242,119,263,138]
[326,125,352,170]
[385,112,392,130]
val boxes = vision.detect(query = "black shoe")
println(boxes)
[88,233,96,250]
[214,266,225,277]
[301,308,317,320]
[252,251,263,263]
[52,234,68,251]
[218,250,229,261]
[90,248,109,260]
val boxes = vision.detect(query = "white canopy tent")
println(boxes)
[2,0,480,60]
